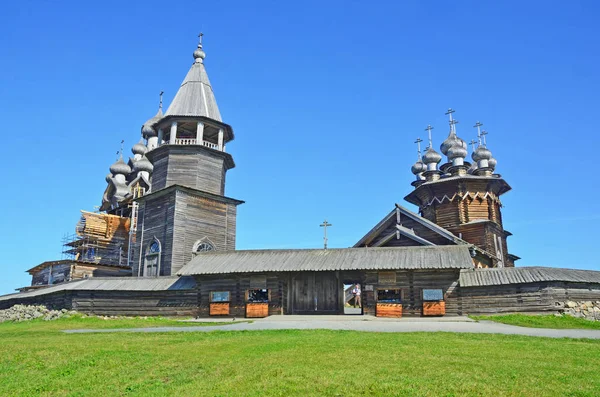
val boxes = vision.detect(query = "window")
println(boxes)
[422,289,444,302]
[149,241,160,253]
[377,289,402,303]
[210,291,230,302]
[144,237,161,277]
[196,242,214,252]
[247,289,269,303]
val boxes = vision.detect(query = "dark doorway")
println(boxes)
[291,272,339,314]
[344,282,363,315]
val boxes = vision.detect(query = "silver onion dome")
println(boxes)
[447,144,468,160]
[133,155,154,173]
[141,109,163,138]
[132,139,148,156]
[105,173,112,183]
[411,159,426,175]
[109,157,132,176]
[472,145,492,162]
[193,45,206,62]
[488,157,497,170]
[440,131,457,156]
[423,147,442,165]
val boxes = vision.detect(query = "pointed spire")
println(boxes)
[165,34,221,121]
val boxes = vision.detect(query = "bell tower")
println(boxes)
[405,110,517,268]
[131,35,244,277]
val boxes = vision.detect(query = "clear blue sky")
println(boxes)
[1,0,599,294]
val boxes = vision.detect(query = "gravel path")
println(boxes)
[63,315,600,339]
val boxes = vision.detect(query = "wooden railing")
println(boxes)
[174,138,197,145]
[169,138,221,151]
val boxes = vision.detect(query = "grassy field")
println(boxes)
[1,318,600,396]
[472,314,600,330]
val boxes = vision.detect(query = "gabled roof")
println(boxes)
[459,267,600,287]
[178,246,473,276]
[354,203,468,248]
[165,61,222,121]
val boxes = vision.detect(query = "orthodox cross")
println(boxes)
[159,91,164,110]
[424,125,434,149]
[445,108,458,132]
[198,32,204,46]
[320,220,332,249]
[414,137,423,159]
[473,121,483,145]
[469,139,477,152]
[116,139,125,160]
[481,130,488,146]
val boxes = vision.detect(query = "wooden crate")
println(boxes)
[246,303,269,318]
[209,302,230,316]
[376,303,402,318]
[423,301,446,316]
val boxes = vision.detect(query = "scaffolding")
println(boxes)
[61,210,130,267]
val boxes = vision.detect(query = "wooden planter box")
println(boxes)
[246,302,269,318]
[209,302,230,316]
[422,301,445,316]
[376,303,402,318]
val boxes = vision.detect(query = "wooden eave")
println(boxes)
[404,175,512,207]
[26,260,131,275]
[135,184,244,206]
[154,115,234,142]
[145,143,236,170]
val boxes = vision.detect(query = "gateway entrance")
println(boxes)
[291,272,339,314]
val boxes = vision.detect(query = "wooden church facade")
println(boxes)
[3,37,600,318]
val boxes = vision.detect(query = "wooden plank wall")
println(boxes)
[151,146,227,195]
[131,193,177,277]
[458,282,600,314]
[70,290,198,317]
[362,270,461,317]
[171,190,237,275]
[196,274,283,317]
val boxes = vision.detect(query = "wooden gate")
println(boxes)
[291,272,339,314]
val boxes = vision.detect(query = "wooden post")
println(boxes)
[218,128,224,151]
[157,129,163,146]
[196,122,204,144]
[169,122,177,144]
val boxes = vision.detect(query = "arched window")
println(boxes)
[144,237,161,277]
[149,240,161,253]
[196,242,214,252]
[192,238,216,255]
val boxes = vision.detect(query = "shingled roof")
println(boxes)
[0,277,196,302]
[459,267,600,287]
[178,246,473,276]
[165,58,221,121]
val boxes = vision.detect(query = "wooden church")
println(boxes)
[1,36,599,317]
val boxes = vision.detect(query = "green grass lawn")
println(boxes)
[471,314,600,330]
[1,318,600,396]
